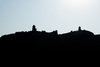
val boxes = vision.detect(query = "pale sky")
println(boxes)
[0,0,100,36]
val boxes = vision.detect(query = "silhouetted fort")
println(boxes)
[0,25,100,56]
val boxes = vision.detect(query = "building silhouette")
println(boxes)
[78,26,81,31]
[0,25,100,53]
[32,25,37,31]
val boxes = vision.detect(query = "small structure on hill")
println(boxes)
[32,25,37,31]
[78,26,81,31]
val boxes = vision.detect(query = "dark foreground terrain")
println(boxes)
[0,26,100,57]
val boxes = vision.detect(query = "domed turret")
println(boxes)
[32,25,37,31]
[78,26,81,31]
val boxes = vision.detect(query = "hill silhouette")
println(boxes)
[0,25,100,56]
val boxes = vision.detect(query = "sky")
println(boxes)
[0,0,100,36]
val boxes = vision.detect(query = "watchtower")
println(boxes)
[78,26,81,31]
[32,25,37,31]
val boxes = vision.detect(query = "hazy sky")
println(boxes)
[0,0,100,36]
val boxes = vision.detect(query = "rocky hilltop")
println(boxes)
[0,25,100,54]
